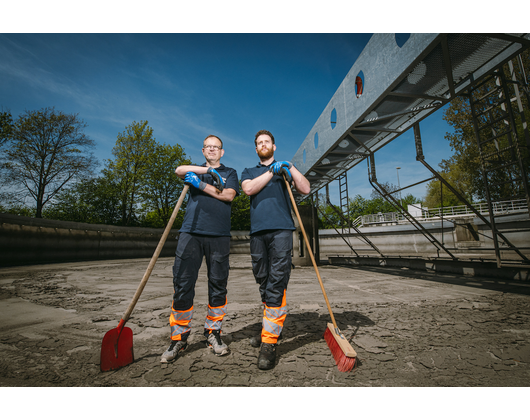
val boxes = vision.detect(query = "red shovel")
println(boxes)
[100,185,189,372]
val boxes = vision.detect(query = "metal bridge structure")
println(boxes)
[289,33,530,268]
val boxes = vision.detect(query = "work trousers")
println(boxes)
[250,229,292,344]
[169,233,230,341]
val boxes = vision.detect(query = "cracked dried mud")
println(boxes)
[1,255,529,387]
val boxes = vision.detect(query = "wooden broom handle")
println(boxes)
[283,176,338,330]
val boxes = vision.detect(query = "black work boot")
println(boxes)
[257,342,276,370]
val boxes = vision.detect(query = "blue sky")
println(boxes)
[0,32,457,204]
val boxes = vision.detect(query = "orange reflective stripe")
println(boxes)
[261,290,287,344]
[170,305,194,339]
[204,300,227,330]
[170,305,194,324]
[262,330,279,344]
[208,297,227,310]
[265,306,286,319]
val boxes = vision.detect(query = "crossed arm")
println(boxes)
[175,165,236,202]
[242,165,310,196]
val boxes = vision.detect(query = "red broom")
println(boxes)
[283,174,357,372]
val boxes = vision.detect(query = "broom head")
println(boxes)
[324,323,357,372]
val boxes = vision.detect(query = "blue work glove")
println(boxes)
[269,161,293,184]
[269,161,293,175]
[207,167,225,192]
[184,172,207,191]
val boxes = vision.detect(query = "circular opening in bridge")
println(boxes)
[330,108,337,129]
[395,33,410,48]
[355,71,364,98]
[303,149,306,163]
[314,132,319,149]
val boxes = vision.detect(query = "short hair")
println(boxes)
[254,130,275,146]
[203,134,223,149]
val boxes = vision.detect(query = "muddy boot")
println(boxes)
[257,342,276,370]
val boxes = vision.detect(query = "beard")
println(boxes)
[257,146,274,160]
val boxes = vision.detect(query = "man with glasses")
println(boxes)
[241,129,310,370]
[161,135,239,363]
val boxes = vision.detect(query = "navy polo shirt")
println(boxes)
[180,163,239,237]
[241,161,294,235]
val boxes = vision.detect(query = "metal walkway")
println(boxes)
[290,33,530,200]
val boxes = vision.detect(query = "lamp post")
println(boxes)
[396,167,402,205]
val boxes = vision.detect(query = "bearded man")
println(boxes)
[241,129,310,370]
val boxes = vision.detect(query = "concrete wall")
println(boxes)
[2,212,528,267]
[0,213,180,267]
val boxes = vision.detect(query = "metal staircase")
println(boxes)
[338,173,350,234]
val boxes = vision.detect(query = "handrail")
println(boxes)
[360,199,528,226]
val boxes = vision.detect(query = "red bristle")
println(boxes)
[324,327,357,372]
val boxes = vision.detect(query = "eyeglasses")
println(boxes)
[203,145,222,150]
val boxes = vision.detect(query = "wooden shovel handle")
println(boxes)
[121,184,189,323]
[283,176,338,330]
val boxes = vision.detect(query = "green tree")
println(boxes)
[104,120,156,226]
[442,95,483,201]
[0,109,13,147]
[442,51,530,202]
[2,107,97,218]
[0,203,34,217]
[140,142,191,227]
[423,157,473,209]
[230,182,250,231]
[43,175,121,225]
[348,194,369,220]
[315,193,341,228]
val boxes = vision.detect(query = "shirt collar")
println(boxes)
[257,160,276,168]
[202,162,225,169]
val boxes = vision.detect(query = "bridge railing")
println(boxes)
[359,199,528,226]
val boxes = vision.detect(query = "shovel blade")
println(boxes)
[100,326,134,372]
